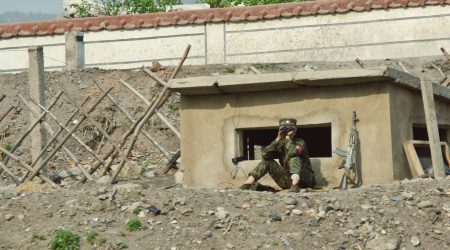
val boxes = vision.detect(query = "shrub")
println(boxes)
[126,218,143,231]
[50,229,80,250]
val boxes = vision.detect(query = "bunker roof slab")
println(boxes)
[168,67,450,101]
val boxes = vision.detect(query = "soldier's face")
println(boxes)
[287,129,297,139]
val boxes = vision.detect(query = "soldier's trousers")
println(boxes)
[249,159,316,189]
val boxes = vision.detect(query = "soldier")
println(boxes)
[240,118,316,192]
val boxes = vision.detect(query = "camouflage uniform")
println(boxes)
[249,137,316,190]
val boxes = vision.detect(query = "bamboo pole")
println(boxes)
[94,81,171,159]
[110,44,191,184]
[18,95,95,181]
[0,146,57,187]
[25,88,113,182]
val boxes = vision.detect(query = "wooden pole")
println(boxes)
[119,79,181,139]
[0,146,57,187]
[0,106,14,123]
[0,161,20,185]
[29,97,105,165]
[159,150,180,176]
[441,47,450,62]
[420,77,446,178]
[0,91,62,177]
[94,81,171,159]
[109,44,191,184]
[25,88,113,182]
[18,95,94,181]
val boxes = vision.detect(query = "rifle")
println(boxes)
[333,111,359,189]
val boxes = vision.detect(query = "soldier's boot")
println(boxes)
[289,184,300,193]
[239,183,253,190]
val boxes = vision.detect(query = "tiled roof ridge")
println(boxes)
[0,0,449,39]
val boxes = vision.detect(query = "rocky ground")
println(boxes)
[1,57,450,249]
[1,177,450,249]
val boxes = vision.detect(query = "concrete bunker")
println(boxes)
[168,67,450,188]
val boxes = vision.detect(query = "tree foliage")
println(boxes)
[70,0,307,18]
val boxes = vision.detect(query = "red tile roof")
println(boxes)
[0,0,449,39]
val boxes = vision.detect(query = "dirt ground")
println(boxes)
[1,57,450,249]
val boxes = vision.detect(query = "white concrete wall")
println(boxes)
[0,5,449,73]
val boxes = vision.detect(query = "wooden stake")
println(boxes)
[355,58,365,68]
[94,81,171,159]
[0,161,20,185]
[17,95,93,181]
[159,150,180,176]
[57,86,125,164]
[420,77,446,178]
[249,66,261,74]
[25,88,113,182]
[397,62,409,73]
[0,106,14,123]
[0,146,57,187]
[119,79,181,139]
[29,98,105,165]
[441,47,450,62]
[0,92,62,177]
[109,44,191,184]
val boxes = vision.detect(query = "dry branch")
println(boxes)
[119,79,181,139]
[0,106,15,123]
[355,58,365,68]
[441,47,450,62]
[94,81,171,159]
[0,146,57,188]
[249,66,261,74]
[109,44,191,184]
[0,93,5,102]
[29,97,105,166]
[159,150,180,176]
[57,85,125,166]
[25,88,113,182]
[0,161,20,185]
[18,95,94,182]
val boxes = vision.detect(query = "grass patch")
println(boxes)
[133,207,142,215]
[31,232,46,241]
[50,229,79,250]
[86,230,98,245]
[126,218,143,232]
[223,65,236,73]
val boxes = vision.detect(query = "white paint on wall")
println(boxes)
[0,5,449,73]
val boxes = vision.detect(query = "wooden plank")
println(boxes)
[403,141,425,178]
[420,77,446,178]
[410,140,446,146]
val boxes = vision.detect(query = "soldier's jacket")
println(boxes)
[261,137,314,175]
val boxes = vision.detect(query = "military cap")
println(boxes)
[279,118,297,128]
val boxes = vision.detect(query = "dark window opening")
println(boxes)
[413,126,447,158]
[240,124,332,160]
[412,126,447,142]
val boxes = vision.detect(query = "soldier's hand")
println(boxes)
[277,129,287,142]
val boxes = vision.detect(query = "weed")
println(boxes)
[97,236,107,245]
[224,65,236,73]
[50,229,80,250]
[133,207,142,215]
[167,100,179,111]
[86,230,98,245]
[126,218,143,231]
[31,232,46,241]
[119,231,126,237]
